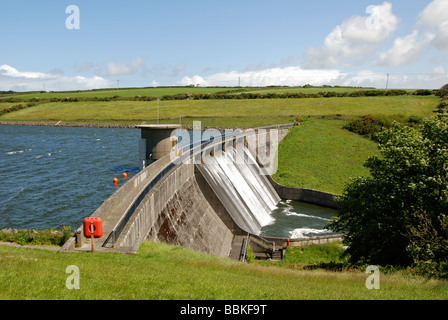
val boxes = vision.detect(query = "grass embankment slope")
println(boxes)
[1,241,447,300]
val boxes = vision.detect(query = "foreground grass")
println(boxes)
[0,241,446,300]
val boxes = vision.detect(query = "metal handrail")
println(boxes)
[239,233,250,262]
[249,233,276,253]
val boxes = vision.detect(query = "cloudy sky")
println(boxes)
[0,0,447,91]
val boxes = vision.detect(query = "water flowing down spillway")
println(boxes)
[197,145,280,235]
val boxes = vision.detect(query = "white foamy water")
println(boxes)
[290,228,331,239]
[198,145,280,235]
[261,200,337,239]
[285,211,332,221]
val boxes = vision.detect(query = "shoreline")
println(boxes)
[0,121,137,129]
[0,121,244,131]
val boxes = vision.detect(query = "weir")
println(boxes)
[61,123,300,259]
[197,145,280,235]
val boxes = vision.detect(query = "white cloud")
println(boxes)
[0,64,54,80]
[374,30,434,66]
[373,0,448,67]
[0,64,113,92]
[106,57,146,77]
[180,75,208,86]
[417,0,448,51]
[171,63,186,76]
[180,64,446,90]
[432,20,448,50]
[417,0,448,28]
[181,67,342,87]
[76,62,94,73]
[302,2,399,69]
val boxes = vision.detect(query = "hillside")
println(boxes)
[0,240,446,300]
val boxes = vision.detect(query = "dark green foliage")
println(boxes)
[0,102,37,117]
[413,89,433,96]
[436,100,448,114]
[331,115,448,277]
[343,115,391,140]
[0,227,73,246]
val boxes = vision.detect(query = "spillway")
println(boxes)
[197,144,280,235]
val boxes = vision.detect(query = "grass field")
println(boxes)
[272,119,379,194]
[0,85,407,100]
[0,95,439,128]
[0,87,230,100]
[238,87,417,95]
[0,241,446,300]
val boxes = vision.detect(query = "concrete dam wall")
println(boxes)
[116,160,246,257]
[63,124,293,259]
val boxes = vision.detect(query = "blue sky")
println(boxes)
[0,0,447,91]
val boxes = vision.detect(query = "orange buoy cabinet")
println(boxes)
[83,217,103,238]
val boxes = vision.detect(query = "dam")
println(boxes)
[61,122,341,260]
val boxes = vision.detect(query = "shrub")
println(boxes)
[331,115,448,277]
[437,101,448,114]
[413,89,433,96]
[408,115,423,125]
[0,227,73,246]
[343,115,391,140]
[245,245,255,263]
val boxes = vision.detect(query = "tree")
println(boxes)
[330,115,448,274]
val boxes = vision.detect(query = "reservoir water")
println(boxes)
[0,125,140,230]
[0,125,336,238]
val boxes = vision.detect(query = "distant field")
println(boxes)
[237,87,417,95]
[0,86,420,101]
[0,87,230,100]
[0,95,439,128]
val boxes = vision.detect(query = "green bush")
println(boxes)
[343,115,391,140]
[245,245,255,263]
[413,89,433,96]
[0,227,73,246]
[436,100,448,114]
[331,115,448,278]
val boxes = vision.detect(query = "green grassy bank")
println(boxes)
[0,241,446,300]
[273,119,379,194]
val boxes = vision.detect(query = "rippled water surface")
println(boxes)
[0,125,140,230]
